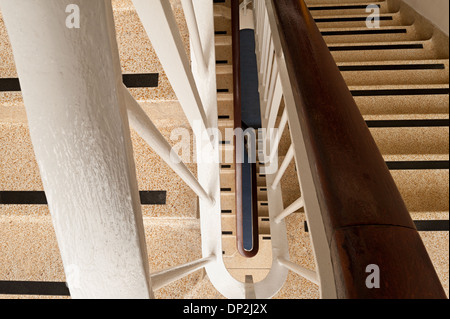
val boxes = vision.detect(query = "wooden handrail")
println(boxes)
[270,0,446,298]
[232,0,259,258]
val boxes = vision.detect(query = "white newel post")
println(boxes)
[0,0,153,298]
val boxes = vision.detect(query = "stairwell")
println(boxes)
[0,0,448,299]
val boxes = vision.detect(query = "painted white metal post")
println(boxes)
[131,0,211,142]
[123,86,214,204]
[271,143,295,190]
[268,108,288,163]
[150,256,215,291]
[278,257,319,285]
[0,0,152,298]
[274,196,305,224]
[181,0,208,73]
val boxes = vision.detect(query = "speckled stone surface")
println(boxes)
[0,103,199,218]
[0,215,203,299]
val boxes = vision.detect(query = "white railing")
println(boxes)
[253,0,337,298]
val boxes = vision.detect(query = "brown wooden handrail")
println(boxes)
[232,0,259,258]
[269,0,447,298]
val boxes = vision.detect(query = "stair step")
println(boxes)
[0,103,198,219]
[222,235,272,268]
[322,25,420,43]
[307,1,390,17]
[216,65,233,93]
[314,13,402,28]
[214,5,231,20]
[215,35,232,65]
[0,216,203,299]
[350,84,449,117]
[339,60,449,86]
[392,169,449,213]
[370,126,449,158]
[214,16,232,36]
[330,40,441,62]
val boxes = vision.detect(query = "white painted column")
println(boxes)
[0,0,152,298]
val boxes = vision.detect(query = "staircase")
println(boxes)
[0,0,448,299]
[305,0,449,295]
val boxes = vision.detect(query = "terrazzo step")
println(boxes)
[350,84,450,116]
[215,35,233,65]
[339,60,449,86]
[369,125,449,159]
[314,13,402,28]
[183,274,225,299]
[214,15,232,36]
[307,1,391,17]
[0,103,199,219]
[330,40,441,63]
[321,25,420,43]
[305,0,387,4]
[214,5,231,20]
[216,64,233,93]
[390,169,449,213]
[0,216,203,299]
[213,0,231,8]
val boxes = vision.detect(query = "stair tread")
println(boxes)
[337,59,449,66]
[215,35,232,46]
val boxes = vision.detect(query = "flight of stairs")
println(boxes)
[303,0,449,295]
[214,0,274,284]
[0,0,448,299]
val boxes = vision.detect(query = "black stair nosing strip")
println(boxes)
[216,60,229,64]
[139,191,167,205]
[315,16,393,23]
[308,4,380,11]
[222,231,233,235]
[221,210,233,214]
[122,73,159,88]
[215,31,228,35]
[0,74,159,92]
[217,89,230,93]
[0,190,167,205]
[0,78,20,92]
[213,0,226,3]
[304,220,449,232]
[387,161,450,170]
[262,236,271,240]
[329,43,424,51]
[340,63,446,71]
[352,88,450,96]
[322,28,407,36]
[0,281,70,296]
[218,115,231,119]
[414,220,449,232]
[365,119,450,128]
[220,188,233,192]
[221,164,232,169]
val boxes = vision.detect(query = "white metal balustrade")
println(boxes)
[254,0,337,298]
